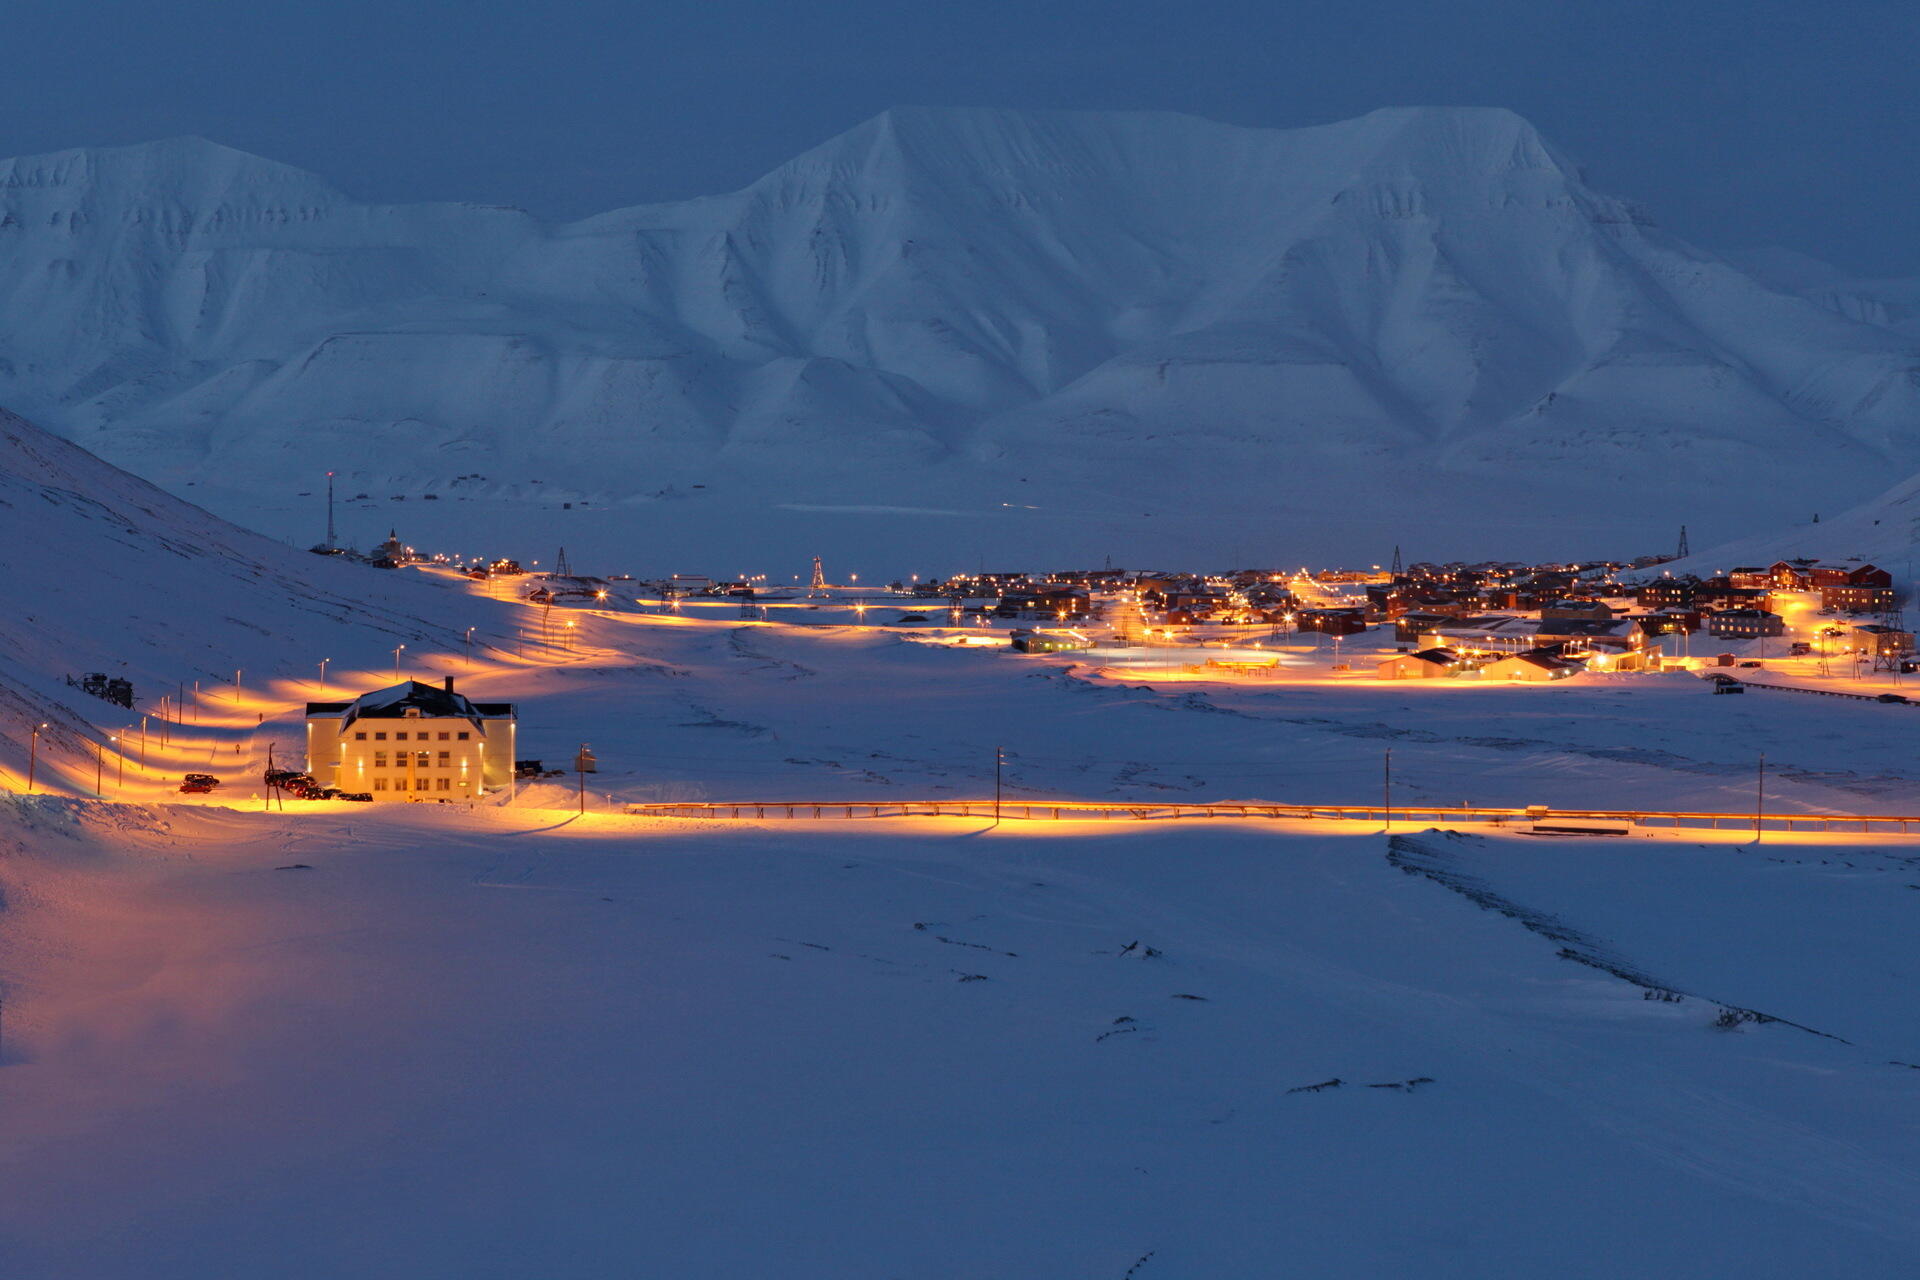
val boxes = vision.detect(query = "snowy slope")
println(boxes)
[0,406,523,784]
[4,108,1920,570]
[4,805,1920,1278]
[1640,465,1920,588]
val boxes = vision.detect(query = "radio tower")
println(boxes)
[1676,525,1690,560]
[555,546,573,578]
[325,471,336,548]
[1390,544,1403,577]
[809,555,827,595]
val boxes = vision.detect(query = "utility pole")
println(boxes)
[114,734,125,790]
[1755,752,1766,843]
[234,669,243,703]
[994,745,1005,825]
[1383,748,1392,833]
[94,736,105,798]
[325,470,337,548]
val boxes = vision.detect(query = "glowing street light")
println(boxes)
[318,657,330,690]
[393,644,406,681]
[233,668,243,703]
[27,722,47,793]
[464,627,476,668]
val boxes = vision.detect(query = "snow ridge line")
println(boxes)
[1385,831,1849,1043]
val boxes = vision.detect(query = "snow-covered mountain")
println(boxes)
[4,107,1919,570]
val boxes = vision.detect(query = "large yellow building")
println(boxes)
[305,678,516,801]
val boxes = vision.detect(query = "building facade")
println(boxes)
[306,678,516,801]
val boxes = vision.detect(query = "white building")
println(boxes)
[305,677,516,801]
[1377,647,1464,680]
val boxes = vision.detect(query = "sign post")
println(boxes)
[573,744,597,815]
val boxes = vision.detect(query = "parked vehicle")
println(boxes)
[1712,683,1745,695]
[339,792,374,802]
[1876,694,1909,704]
[179,773,221,793]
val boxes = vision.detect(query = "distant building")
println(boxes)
[370,528,411,568]
[1539,599,1612,620]
[1704,609,1784,639]
[1296,607,1369,636]
[1853,624,1915,657]
[306,678,516,801]
[1822,583,1899,615]
[1482,651,1581,682]
[1377,648,1464,680]
[1010,629,1093,654]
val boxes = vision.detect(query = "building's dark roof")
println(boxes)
[305,680,514,730]
[1407,647,1460,663]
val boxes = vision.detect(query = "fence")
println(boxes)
[623,799,1920,835]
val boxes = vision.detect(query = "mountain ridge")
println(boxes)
[2,105,1917,569]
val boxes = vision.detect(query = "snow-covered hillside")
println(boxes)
[1640,464,1920,588]
[0,406,521,784]
[4,107,1919,571]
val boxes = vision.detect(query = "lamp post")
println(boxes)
[465,627,475,668]
[94,736,105,797]
[114,733,125,789]
[27,722,47,793]
[564,620,576,651]
[393,644,405,681]
[318,658,330,690]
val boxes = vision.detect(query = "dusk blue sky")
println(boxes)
[7,0,1917,273]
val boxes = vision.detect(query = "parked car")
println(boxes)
[179,773,221,793]
[1876,693,1909,704]
[339,792,374,802]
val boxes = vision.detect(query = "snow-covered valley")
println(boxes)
[7,421,1920,1272]
[7,101,1920,1271]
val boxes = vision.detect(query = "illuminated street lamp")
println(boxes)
[465,627,476,668]
[27,722,47,793]
[564,620,577,651]
[393,644,406,680]
[318,657,330,690]
[233,668,243,703]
